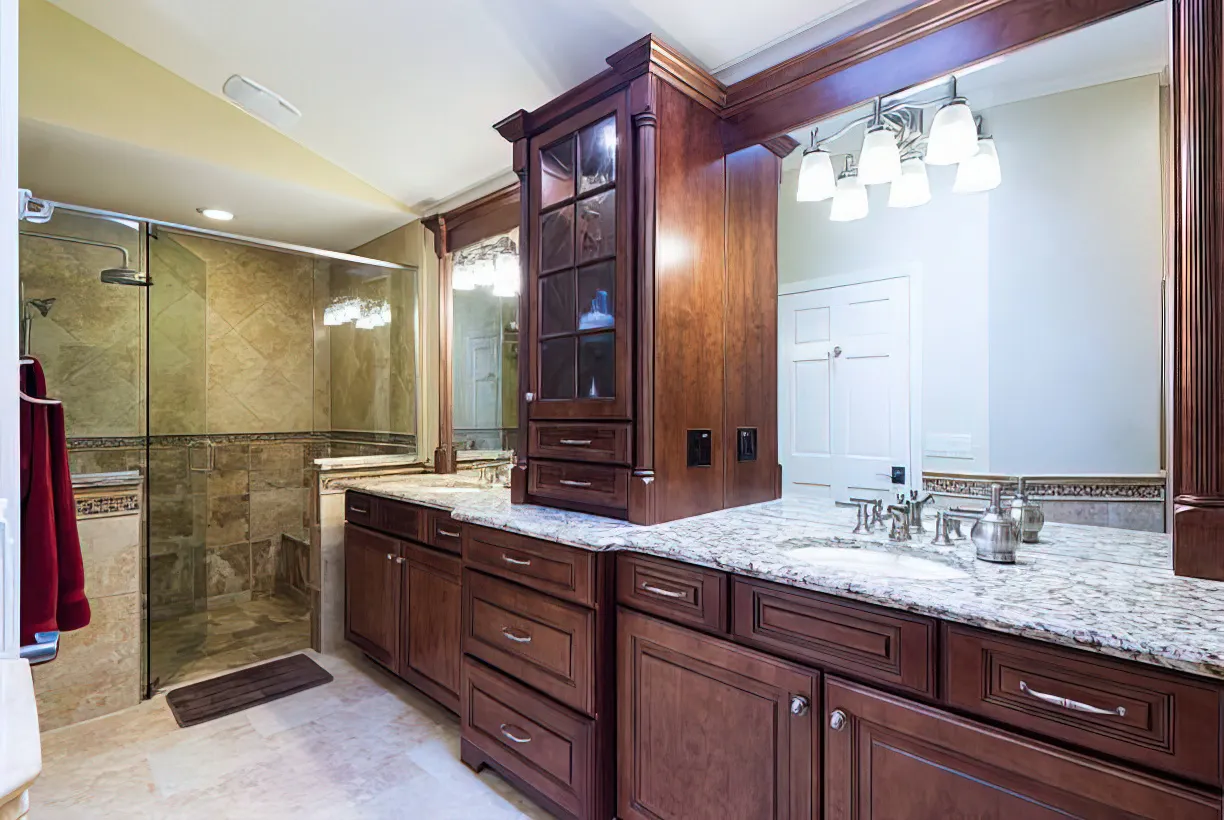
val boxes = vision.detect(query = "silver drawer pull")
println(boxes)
[501,627,532,644]
[438,528,461,538]
[1019,681,1126,717]
[558,479,592,488]
[500,723,532,744]
[559,439,593,446]
[502,554,532,567]
[641,582,685,599]
[350,505,369,514]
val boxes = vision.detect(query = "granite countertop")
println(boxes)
[340,473,1224,681]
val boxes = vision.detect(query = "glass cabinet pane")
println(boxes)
[540,337,577,400]
[578,117,616,193]
[577,261,614,330]
[577,190,615,263]
[578,332,615,399]
[540,137,575,209]
[540,272,575,336]
[540,205,574,272]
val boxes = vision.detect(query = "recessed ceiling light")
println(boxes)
[197,208,234,221]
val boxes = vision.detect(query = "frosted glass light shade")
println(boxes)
[925,99,979,165]
[888,157,932,208]
[829,174,868,222]
[796,148,837,201]
[858,125,901,185]
[954,137,1002,193]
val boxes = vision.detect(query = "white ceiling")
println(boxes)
[785,1,1170,162]
[46,0,866,216]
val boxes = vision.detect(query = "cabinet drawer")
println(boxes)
[464,524,595,606]
[529,460,628,511]
[616,554,728,633]
[376,497,424,542]
[425,509,463,555]
[731,578,936,697]
[529,422,631,465]
[345,491,377,527]
[464,570,596,716]
[944,624,1222,786]
[462,658,595,820]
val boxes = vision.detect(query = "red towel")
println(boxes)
[20,358,89,645]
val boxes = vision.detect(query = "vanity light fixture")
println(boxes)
[857,100,902,185]
[796,131,837,202]
[954,118,1002,193]
[196,208,234,221]
[888,156,932,208]
[829,158,869,222]
[925,79,979,165]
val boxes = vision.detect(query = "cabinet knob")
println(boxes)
[829,709,848,731]
[525,392,535,403]
[395,556,405,565]
[386,553,394,561]
[789,695,810,716]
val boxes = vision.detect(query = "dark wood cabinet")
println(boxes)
[618,608,818,820]
[824,676,1221,820]
[401,542,462,713]
[500,36,784,524]
[343,523,402,669]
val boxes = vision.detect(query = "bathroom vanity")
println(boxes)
[341,474,1224,819]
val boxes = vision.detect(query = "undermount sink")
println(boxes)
[788,546,968,580]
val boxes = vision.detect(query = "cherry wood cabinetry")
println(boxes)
[615,553,728,634]
[824,676,1221,819]
[499,37,783,525]
[617,608,818,820]
[344,496,462,713]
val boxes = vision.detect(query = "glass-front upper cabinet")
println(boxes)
[528,95,631,419]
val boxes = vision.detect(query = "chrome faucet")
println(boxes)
[886,505,912,541]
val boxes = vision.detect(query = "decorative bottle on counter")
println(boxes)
[1006,477,1045,544]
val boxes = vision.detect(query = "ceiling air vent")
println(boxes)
[222,74,302,131]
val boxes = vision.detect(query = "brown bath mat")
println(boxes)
[166,653,333,728]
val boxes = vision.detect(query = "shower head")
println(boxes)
[100,268,151,287]
[26,298,56,317]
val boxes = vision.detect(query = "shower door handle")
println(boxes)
[188,441,214,473]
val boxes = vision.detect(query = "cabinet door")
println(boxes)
[344,524,402,668]
[528,92,632,420]
[402,543,462,711]
[618,608,817,820]
[824,676,1221,820]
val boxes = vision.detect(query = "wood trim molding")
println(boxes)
[1172,0,1224,579]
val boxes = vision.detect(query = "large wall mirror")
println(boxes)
[776,1,1169,532]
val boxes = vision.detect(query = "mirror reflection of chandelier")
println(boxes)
[323,296,392,328]
[453,233,519,297]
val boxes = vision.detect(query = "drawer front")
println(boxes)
[945,624,1222,786]
[376,497,424,542]
[616,554,728,633]
[345,491,377,527]
[464,524,595,606]
[529,460,629,510]
[426,510,464,555]
[464,570,595,715]
[732,578,936,697]
[529,421,631,465]
[462,658,595,819]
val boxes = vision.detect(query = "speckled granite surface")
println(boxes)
[339,474,1224,681]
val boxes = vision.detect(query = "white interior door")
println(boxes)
[779,278,910,502]
[466,335,500,429]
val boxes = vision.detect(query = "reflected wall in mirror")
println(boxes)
[451,228,519,453]
[777,2,1169,532]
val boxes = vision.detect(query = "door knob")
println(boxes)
[833,345,843,357]
[789,695,810,716]
[829,709,848,731]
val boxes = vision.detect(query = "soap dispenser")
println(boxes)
[971,483,1020,564]
[1006,477,1044,544]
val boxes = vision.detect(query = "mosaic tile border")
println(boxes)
[922,472,1166,501]
[69,430,417,450]
[75,491,141,518]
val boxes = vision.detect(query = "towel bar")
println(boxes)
[19,631,59,665]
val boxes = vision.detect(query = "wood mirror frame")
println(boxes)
[422,184,521,473]
[703,0,1220,579]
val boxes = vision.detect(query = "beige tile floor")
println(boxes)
[32,649,551,820]
[150,595,312,688]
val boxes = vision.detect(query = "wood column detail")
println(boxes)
[1173,0,1224,579]
[425,215,457,474]
[511,138,530,504]
[628,77,658,525]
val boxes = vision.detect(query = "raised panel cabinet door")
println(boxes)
[618,608,818,820]
[403,544,462,709]
[343,524,402,669]
[824,677,1221,820]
